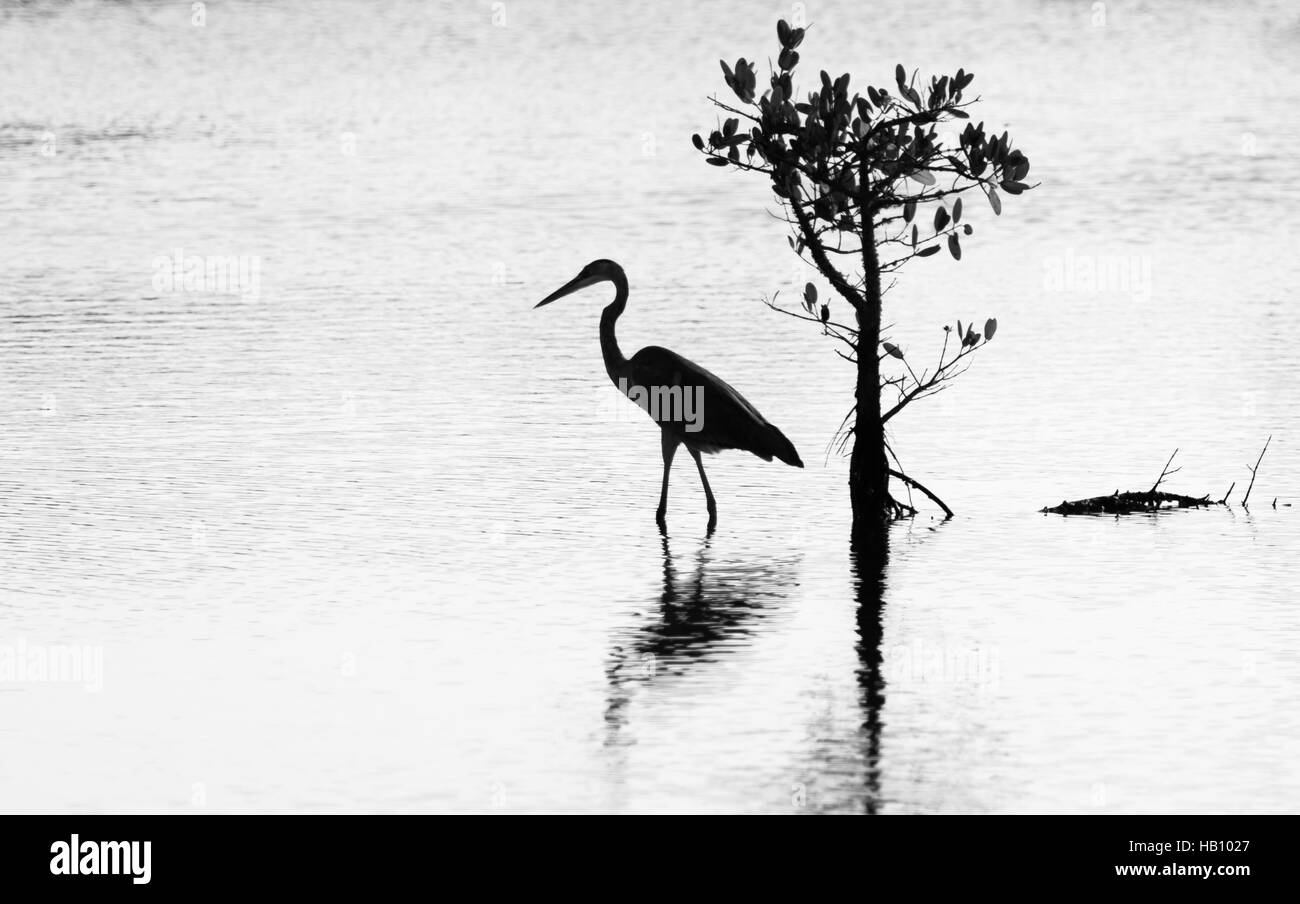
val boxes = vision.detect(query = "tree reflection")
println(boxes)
[851,525,891,814]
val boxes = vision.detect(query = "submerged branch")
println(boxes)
[1043,438,1273,516]
[887,468,954,519]
[1041,490,1219,516]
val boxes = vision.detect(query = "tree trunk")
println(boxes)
[850,207,890,535]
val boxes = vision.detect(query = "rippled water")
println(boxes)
[2,0,1298,813]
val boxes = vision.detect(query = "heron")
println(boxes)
[535,259,803,529]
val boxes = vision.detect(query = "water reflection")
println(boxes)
[603,531,802,744]
[851,526,892,814]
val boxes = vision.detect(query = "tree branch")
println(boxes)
[1241,435,1271,508]
[888,468,954,518]
[881,330,988,424]
[787,191,864,311]
[1150,448,1181,493]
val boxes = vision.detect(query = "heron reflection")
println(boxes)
[604,530,802,742]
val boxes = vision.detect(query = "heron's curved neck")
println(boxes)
[599,269,631,384]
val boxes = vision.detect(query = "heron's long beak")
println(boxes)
[535,273,596,308]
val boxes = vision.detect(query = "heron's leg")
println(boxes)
[656,432,679,524]
[688,448,717,527]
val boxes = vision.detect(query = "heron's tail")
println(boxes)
[766,424,804,468]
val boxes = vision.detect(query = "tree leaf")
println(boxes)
[1000,180,1028,195]
[934,206,950,231]
[819,304,829,323]
[706,157,729,166]
[733,58,755,102]
[917,245,940,257]
[952,197,962,223]
[882,341,905,359]
[691,133,704,151]
[804,282,817,305]
[985,317,997,340]
[948,233,961,260]
[987,187,1002,215]
[903,199,916,222]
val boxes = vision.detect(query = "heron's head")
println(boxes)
[535,259,623,308]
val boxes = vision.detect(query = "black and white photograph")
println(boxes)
[1,0,1296,876]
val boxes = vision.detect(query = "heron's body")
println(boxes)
[538,259,802,528]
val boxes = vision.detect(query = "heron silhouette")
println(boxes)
[536,259,803,529]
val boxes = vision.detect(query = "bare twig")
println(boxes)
[1219,482,1235,505]
[1241,435,1272,508]
[880,330,987,424]
[1150,448,1181,493]
[824,404,857,463]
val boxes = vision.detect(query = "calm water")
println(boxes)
[2,0,1298,813]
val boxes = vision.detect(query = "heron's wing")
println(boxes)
[628,346,803,467]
